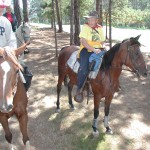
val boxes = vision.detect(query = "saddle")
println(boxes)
[21,66,33,91]
[67,50,106,79]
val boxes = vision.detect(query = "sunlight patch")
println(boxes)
[121,119,150,138]
[42,96,56,108]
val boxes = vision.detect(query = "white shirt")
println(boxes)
[0,16,17,50]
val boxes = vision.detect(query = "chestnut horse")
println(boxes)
[57,35,147,136]
[0,44,30,149]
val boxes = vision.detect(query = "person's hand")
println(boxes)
[3,48,23,70]
[0,47,5,56]
[93,48,101,54]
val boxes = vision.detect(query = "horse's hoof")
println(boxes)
[55,109,61,113]
[69,105,75,111]
[9,144,14,150]
[25,141,30,150]
[92,130,99,138]
[106,128,113,135]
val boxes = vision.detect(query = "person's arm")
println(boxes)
[80,38,101,54]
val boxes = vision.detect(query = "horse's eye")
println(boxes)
[135,52,139,56]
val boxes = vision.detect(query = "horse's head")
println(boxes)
[121,35,147,77]
[0,57,19,113]
[16,22,31,46]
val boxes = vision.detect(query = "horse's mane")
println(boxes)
[100,43,121,70]
[100,36,141,71]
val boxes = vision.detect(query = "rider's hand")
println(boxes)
[93,48,101,54]
[0,47,5,57]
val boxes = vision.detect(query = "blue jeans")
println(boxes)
[77,48,93,90]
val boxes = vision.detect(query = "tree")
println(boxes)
[74,0,80,45]
[52,0,58,57]
[13,0,22,26]
[70,0,74,45]
[29,0,43,22]
[22,0,29,22]
[109,0,112,48]
[55,0,63,32]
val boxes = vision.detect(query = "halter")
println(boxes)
[21,25,30,42]
[124,43,146,77]
[16,23,30,44]
[110,42,145,77]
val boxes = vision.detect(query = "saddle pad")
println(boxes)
[67,51,80,73]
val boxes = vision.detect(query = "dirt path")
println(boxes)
[0,27,150,150]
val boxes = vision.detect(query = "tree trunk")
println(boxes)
[55,0,62,32]
[74,0,80,45]
[96,0,100,24]
[100,0,103,25]
[22,0,29,22]
[96,0,100,13]
[70,0,74,45]
[109,0,112,48]
[105,13,108,39]
[52,0,58,57]
[50,16,54,29]
[13,0,22,26]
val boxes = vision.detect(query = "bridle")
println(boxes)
[16,23,30,44]
[21,24,30,42]
[123,43,146,77]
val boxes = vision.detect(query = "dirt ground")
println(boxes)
[0,27,150,150]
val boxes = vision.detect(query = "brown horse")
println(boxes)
[0,44,31,149]
[57,35,147,136]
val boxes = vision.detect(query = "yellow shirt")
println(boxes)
[79,24,105,53]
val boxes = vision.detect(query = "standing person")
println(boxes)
[3,5,18,32]
[0,0,17,55]
[74,11,105,103]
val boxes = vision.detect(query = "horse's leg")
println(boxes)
[86,82,91,104]
[13,79,30,149]
[104,95,113,134]
[15,111,30,150]
[64,75,68,87]
[92,95,100,137]
[68,81,74,110]
[0,115,14,149]
[56,74,65,112]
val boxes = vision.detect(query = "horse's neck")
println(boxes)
[16,28,24,47]
[109,52,123,81]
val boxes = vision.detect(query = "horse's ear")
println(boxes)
[134,34,141,41]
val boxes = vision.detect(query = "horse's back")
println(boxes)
[59,45,79,59]
[58,45,79,70]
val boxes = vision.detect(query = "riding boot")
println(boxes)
[74,89,84,103]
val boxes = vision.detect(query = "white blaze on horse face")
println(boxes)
[0,61,15,105]
[1,61,11,100]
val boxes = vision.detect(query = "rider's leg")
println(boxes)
[74,48,92,103]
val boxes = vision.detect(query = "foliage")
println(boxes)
[29,0,44,22]
[29,0,150,29]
